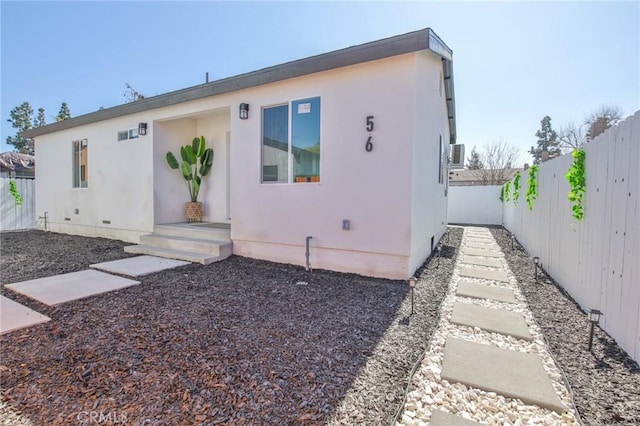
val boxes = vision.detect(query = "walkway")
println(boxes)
[398,227,579,425]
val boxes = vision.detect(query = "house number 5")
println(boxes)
[365,115,374,152]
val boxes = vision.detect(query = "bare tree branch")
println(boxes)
[476,139,520,185]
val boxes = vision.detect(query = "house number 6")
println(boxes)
[365,115,374,152]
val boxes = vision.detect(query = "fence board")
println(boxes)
[502,111,640,363]
[0,178,36,231]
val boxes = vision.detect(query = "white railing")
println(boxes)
[503,111,639,362]
[0,178,36,231]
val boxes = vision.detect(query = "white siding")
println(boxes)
[504,111,640,362]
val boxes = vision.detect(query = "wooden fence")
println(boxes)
[503,111,639,363]
[0,178,36,231]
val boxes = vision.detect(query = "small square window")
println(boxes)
[118,131,129,141]
[128,129,139,139]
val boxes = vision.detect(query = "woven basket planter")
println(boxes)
[184,202,203,223]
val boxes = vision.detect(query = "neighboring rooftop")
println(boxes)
[449,168,523,186]
[0,152,35,179]
[23,28,456,144]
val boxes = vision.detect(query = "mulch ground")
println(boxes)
[0,229,461,425]
[491,227,640,425]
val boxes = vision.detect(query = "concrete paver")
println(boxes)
[459,266,510,283]
[461,255,502,268]
[429,409,480,425]
[450,302,532,341]
[91,255,190,277]
[464,248,501,258]
[441,338,566,414]
[5,270,140,306]
[0,296,50,335]
[465,241,497,249]
[456,280,518,304]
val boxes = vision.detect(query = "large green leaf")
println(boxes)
[193,136,206,158]
[200,164,212,177]
[201,148,214,167]
[166,152,179,169]
[181,161,193,180]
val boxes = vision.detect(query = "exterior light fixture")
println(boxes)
[408,276,417,316]
[239,103,249,120]
[436,243,443,267]
[138,122,147,136]
[511,233,516,250]
[533,256,540,282]
[588,309,603,351]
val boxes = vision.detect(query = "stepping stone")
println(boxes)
[457,280,518,304]
[459,266,510,283]
[5,270,140,306]
[441,338,566,414]
[430,409,480,425]
[451,302,532,340]
[0,296,50,335]
[91,255,190,277]
[461,255,502,268]
[464,248,501,258]
[466,241,498,249]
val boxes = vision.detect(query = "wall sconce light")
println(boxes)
[408,276,417,316]
[588,309,603,351]
[239,103,249,120]
[138,122,147,135]
[533,256,540,281]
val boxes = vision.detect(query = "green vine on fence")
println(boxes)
[526,164,539,210]
[566,148,586,220]
[503,181,511,202]
[512,172,521,205]
[9,180,23,205]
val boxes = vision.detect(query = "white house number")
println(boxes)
[365,115,374,152]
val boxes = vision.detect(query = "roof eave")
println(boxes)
[24,27,456,139]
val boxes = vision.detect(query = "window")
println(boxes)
[73,139,88,188]
[262,97,320,183]
[118,131,129,141]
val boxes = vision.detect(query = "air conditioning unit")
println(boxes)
[450,144,465,168]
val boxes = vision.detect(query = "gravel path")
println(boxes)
[490,227,640,425]
[397,227,579,425]
[1,229,460,425]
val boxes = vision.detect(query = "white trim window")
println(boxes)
[261,97,321,183]
[72,139,88,188]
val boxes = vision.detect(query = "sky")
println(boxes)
[1,1,638,164]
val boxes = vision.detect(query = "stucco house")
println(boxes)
[23,28,456,279]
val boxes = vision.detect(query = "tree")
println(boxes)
[530,115,560,164]
[585,105,622,140]
[476,139,520,185]
[466,146,484,170]
[56,102,71,121]
[124,83,145,102]
[558,121,586,153]
[34,107,46,128]
[6,102,34,155]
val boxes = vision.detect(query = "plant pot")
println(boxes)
[185,202,203,223]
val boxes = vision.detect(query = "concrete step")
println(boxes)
[153,222,231,241]
[124,245,227,265]
[140,234,231,257]
[456,281,518,304]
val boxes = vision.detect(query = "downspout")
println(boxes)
[305,236,313,272]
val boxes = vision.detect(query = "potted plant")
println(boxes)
[165,136,214,222]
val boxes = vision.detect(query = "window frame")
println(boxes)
[261,96,321,185]
[72,139,89,189]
